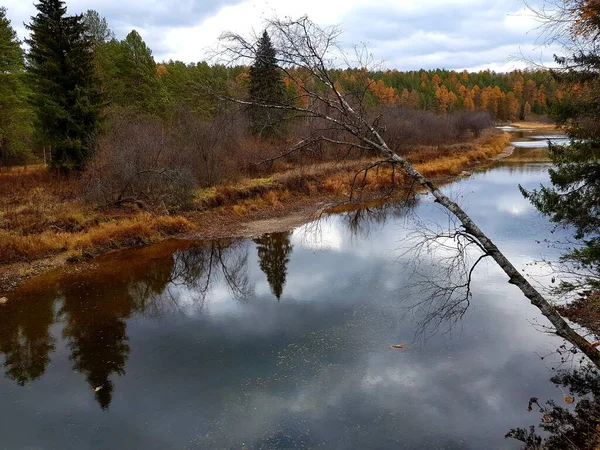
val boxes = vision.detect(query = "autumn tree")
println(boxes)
[25,0,102,173]
[248,30,286,137]
[0,7,32,166]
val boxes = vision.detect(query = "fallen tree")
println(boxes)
[217,16,600,367]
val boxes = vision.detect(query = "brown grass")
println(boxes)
[0,129,509,277]
[510,120,558,131]
[187,129,511,221]
[0,166,194,265]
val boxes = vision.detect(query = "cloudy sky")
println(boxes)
[4,0,560,71]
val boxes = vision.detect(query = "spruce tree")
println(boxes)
[0,7,32,166]
[25,0,102,173]
[248,30,286,137]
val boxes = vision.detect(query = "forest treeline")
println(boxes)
[1,2,555,171]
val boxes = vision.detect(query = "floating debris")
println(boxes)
[390,344,405,350]
[94,386,104,392]
[0,297,8,305]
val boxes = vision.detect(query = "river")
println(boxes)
[0,132,579,449]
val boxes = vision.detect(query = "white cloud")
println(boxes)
[3,0,562,70]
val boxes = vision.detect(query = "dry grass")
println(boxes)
[0,166,193,265]
[0,130,509,270]
[510,120,558,131]
[191,129,510,216]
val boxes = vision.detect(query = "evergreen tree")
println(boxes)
[96,30,161,114]
[118,30,160,112]
[0,7,32,166]
[248,30,286,137]
[522,1,600,295]
[25,0,102,173]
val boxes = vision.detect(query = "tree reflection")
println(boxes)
[253,232,293,300]
[0,288,57,385]
[1,238,253,409]
[59,274,139,410]
[507,364,600,449]
[168,239,254,306]
[338,197,418,239]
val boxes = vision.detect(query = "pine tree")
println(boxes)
[25,0,102,173]
[118,30,160,112]
[0,7,32,166]
[248,30,286,137]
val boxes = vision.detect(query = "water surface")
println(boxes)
[0,156,575,448]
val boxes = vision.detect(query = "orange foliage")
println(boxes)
[156,65,168,77]
[435,85,457,113]
[369,79,398,105]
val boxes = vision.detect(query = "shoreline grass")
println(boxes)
[0,129,511,291]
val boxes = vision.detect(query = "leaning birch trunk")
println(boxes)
[219,16,600,367]
[389,149,600,365]
[341,99,600,367]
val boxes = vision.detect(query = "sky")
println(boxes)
[4,0,561,71]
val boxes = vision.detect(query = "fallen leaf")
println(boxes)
[390,344,405,350]
[0,297,8,305]
[543,415,551,423]
[564,396,575,404]
[94,386,104,392]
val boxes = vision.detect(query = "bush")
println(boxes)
[83,112,196,210]
[451,111,493,137]
[378,108,493,152]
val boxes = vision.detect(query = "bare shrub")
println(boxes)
[83,112,196,210]
[169,111,243,186]
[451,111,493,137]
[378,108,494,154]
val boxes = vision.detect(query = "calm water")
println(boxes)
[499,127,570,148]
[0,158,576,448]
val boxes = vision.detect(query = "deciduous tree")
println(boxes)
[220,15,600,367]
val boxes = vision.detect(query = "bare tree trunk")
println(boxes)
[387,148,600,366]
[218,16,600,367]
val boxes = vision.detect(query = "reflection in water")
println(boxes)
[507,364,600,449]
[338,197,418,239]
[0,161,588,447]
[60,279,137,410]
[254,232,294,300]
[165,240,253,308]
[0,288,57,386]
[0,240,253,410]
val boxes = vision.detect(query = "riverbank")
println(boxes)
[0,129,511,294]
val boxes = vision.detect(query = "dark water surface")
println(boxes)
[0,161,575,449]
